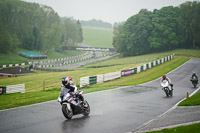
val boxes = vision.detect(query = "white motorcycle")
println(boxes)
[161,80,173,97]
[58,90,90,119]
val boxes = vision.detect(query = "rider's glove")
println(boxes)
[58,96,62,102]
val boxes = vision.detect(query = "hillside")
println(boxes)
[81,19,112,29]
[82,26,114,48]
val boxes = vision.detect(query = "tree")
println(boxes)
[77,20,83,42]
[0,0,83,53]
[113,9,153,56]
[178,1,200,49]
[0,23,12,53]
[22,34,34,50]
[62,18,81,46]
[113,1,200,56]
[33,26,39,50]
[113,23,123,53]
[148,6,180,51]
[43,24,62,53]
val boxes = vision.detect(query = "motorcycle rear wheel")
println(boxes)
[170,90,173,97]
[62,104,73,119]
[193,83,197,88]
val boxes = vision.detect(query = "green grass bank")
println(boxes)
[82,26,113,48]
[146,123,200,133]
[0,56,189,110]
[0,49,199,110]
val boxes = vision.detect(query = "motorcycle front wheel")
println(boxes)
[165,89,169,97]
[62,104,73,119]
[83,100,90,116]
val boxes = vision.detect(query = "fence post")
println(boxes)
[43,81,45,90]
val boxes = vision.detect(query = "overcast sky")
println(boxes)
[22,0,194,24]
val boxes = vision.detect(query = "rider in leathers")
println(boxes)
[191,72,198,84]
[160,74,173,90]
[58,77,84,103]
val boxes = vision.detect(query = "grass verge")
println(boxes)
[145,123,200,133]
[82,26,113,48]
[0,56,189,110]
[178,90,200,106]
[0,88,60,110]
[91,56,189,87]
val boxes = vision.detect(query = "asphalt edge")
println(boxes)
[139,57,191,86]
[0,57,191,111]
[0,99,57,112]
[131,86,200,133]
[135,120,200,133]
[89,57,191,95]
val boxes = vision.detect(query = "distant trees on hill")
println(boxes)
[81,19,112,29]
[113,1,200,56]
[0,0,83,54]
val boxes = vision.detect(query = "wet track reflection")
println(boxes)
[61,116,90,133]
[0,59,200,133]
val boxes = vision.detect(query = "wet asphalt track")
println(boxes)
[0,58,199,133]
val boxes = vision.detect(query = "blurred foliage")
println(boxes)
[113,1,200,56]
[0,0,83,54]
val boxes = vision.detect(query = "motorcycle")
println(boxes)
[161,80,173,97]
[58,89,90,119]
[190,76,198,88]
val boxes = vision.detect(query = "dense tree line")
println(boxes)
[0,0,83,54]
[113,1,200,56]
[81,19,112,29]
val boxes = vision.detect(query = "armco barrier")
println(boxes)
[0,52,89,68]
[97,74,104,83]
[153,61,156,66]
[140,65,144,72]
[80,54,174,88]
[148,62,152,69]
[6,84,25,94]
[80,77,89,88]
[156,60,158,65]
[146,63,149,69]
[143,64,146,71]
[89,76,97,85]
[122,69,132,77]
[104,71,121,82]
[151,62,154,67]
[157,60,160,65]
[133,68,137,74]
[137,66,141,73]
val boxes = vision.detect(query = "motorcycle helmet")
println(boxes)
[62,76,70,87]
[162,74,166,79]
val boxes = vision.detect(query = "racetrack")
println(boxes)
[0,59,199,133]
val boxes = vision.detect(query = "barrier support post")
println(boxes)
[43,81,45,91]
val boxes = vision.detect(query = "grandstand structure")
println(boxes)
[19,52,47,59]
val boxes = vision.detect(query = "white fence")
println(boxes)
[80,77,90,88]
[6,84,25,94]
[80,54,174,88]
[103,71,121,82]
[97,74,104,83]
